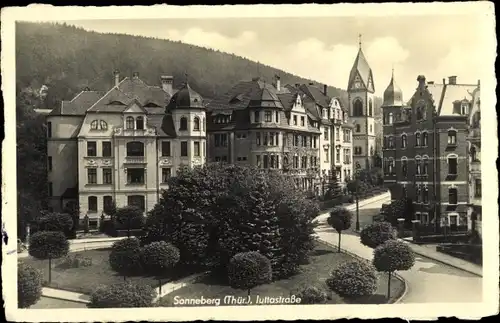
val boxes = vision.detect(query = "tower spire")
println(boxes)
[358,33,362,49]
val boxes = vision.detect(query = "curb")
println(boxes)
[318,239,408,304]
[42,294,90,305]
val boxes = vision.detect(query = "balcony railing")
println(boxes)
[124,156,146,164]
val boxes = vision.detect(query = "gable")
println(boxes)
[367,73,374,92]
[124,102,146,114]
[350,72,367,90]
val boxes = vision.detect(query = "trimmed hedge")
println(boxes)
[28,231,69,260]
[35,212,75,238]
[325,260,378,298]
[227,252,272,293]
[18,262,43,308]
[296,285,328,304]
[373,240,415,273]
[87,282,156,308]
[141,241,180,274]
[360,222,397,249]
[109,237,143,276]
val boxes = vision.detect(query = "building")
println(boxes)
[206,76,354,195]
[347,41,377,170]
[382,73,480,232]
[466,84,481,237]
[46,71,206,226]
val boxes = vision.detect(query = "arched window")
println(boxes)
[353,99,363,117]
[415,132,421,146]
[126,141,144,157]
[90,120,98,130]
[448,188,458,205]
[447,154,458,175]
[422,132,428,146]
[388,158,394,174]
[388,136,394,149]
[179,117,188,131]
[401,157,408,176]
[283,156,289,167]
[100,120,108,130]
[415,156,422,175]
[368,99,373,116]
[388,112,393,124]
[416,106,424,120]
[383,136,388,149]
[136,116,144,130]
[355,124,361,132]
[422,156,429,175]
[193,117,200,131]
[126,116,134,129]
[401,134,407,148]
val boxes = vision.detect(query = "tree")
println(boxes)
[327,207,353,252]
[36,212,74,238]
[88,282,156,308]
[28,231,69,283]
[360,221,397,249]
[373,240,415,299]
[325,171,342,200]
[380,198,412,226]
[18,262,43,308]
[140,241,180,275]
[114,206,145,237]
[103,199,117,218]
[325,260,378,299]
[108,237,143,279]
[227,252,272,296]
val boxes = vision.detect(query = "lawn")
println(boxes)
[158,241,404,306]
[20,248,204,295]
[30,297,87,309]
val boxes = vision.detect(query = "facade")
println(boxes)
[206,76,354,195]
[382,74,480,231]
[46,72,206,225]
[347,43,377,170]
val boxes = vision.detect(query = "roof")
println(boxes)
[439,83,478,116]
[348,47,374,92]
[166,82,204,111]
[382,71,404,107]
[50,91,105,116]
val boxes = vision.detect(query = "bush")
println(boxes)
[109,237,143,276]
[360,222,397,249]
[28,231,69,260]
[36,212,74,238]
[57,254,93,269]
[373,240,415,273]
[227,252,272,295]
[325,260,378,298]
[141,241,180,274]
[115,206,145,231]
[18,262,43,308]
[87,282,156,308]
[296,285,328,304]
[100,219,116,236]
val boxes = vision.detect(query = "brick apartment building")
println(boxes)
[382,73,480,232]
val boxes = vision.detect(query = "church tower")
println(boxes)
[347,35,376,170]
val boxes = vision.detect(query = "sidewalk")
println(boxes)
[154,272,208,301]
[42,287,90,304]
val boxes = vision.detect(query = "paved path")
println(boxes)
[314,196,483,303]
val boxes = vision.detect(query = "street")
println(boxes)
[314,197,483,303]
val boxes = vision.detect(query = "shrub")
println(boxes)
[325,260,378,299]
[296,285,328,304]
[57,254,93,269]
[109,237,143,277]
[37,212,74,237]
[227,251,272,295]
[87,282,155,308]
[327,207,353,252]
[141,241,180,274]
[360,221,397,249]
[29,231,70,283]
[18,262,43,308]
[114,206,145,236]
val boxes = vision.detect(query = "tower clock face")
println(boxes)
[354,81,361,89]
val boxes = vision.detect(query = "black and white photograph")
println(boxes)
[1,2,498,321]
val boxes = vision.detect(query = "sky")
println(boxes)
[61,14,486,98]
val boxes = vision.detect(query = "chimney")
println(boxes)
[448,76,457,85]
[275,75,281,91]
[113,70,120,87]
[477,79,481,86]
[160,75,174,96]
[84,87,90,91]
[132,72,139,80]
[323,84,328,96]
[442,78,446,85]
[427,81,434,85]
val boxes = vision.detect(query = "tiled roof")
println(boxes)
[166,82,204,110]
[348,48,373,90]
[299,84,330,108]
[276,92,296,111]
[50,91,105,116]
[86,87,134,113]
[382,72,404,107]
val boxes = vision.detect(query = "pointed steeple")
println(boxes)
[348,34,375,93]
[382,67,403,107]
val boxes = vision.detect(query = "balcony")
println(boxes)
[124,156,146,164]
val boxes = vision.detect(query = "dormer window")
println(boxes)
[126,116,134,130]
[90,120,98,130]
[461,103,468,115]
[100,120,108,130]
[136,116,144,130]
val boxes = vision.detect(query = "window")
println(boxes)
[336,149,340,163]
[214,133,228,147]
[100,120,108,130]
[461,103,468,115]
[356,124,361,132]
[103,196,113,211]
[475,179,482,197]
[87,141,97,156]
[415,187,421,203]
[293,156,299,168]
[256,155,261,167]
[103,168,112,184]
[126,116,134,129]
[301,156,307,169]
[254,111,260,123]
[344,130,351,143]
[448,155,458,175]
[256,133,261,146]
[321,109,325,118]
[181,141,188,157]
[415,133,421,146]
[300,116,305,126]
[47,156,52,172]
[422,132,428,146]
[263,133,268,146]
[402,159,408,176]
[102,141,112,157]
[88,196,98,212]
[416,106,424,120]
[47,122,52,138]
[193,117,200,131]
[194,141,200,157]
[416,157,422,175]
[275,111,279,123]
[265,111,272,122]
[388,112,393,125]
[448,188,458,205]
[369,125,373,133]
[388,136,394,149]
[336,128,340,141]
[87,168,97,184]
[128,195,145,212]
[324,148,329,162]
[127,168,145,184]
[324,127,329,141]
[126,142,144,157]
[401,134,407,148]
[387,159,394,175]
[423,157,429,175]
[263,155,269,168]
[90,120,98,130]
[162,168,171,183]
[47,182,52,197]
[293,115,298,126]
[269,133,275,146]
[369,99,373,117]
[353,99,363,116]
[423,186,429,204]
[447,130,457,145]
[179,117,188,131]
[161,141,171,157]
[470,146,478,162]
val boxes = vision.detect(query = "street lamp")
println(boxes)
[354,163,361,231]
